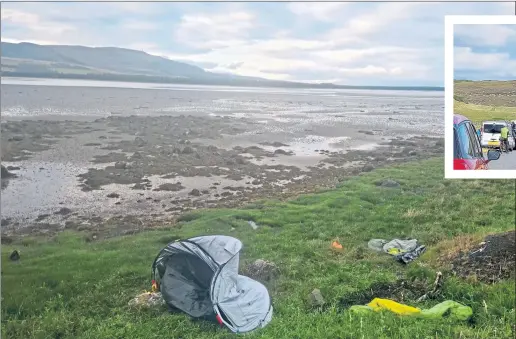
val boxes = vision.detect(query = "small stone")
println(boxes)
[376,179,400,188]
[308,289,325,307]
[362,164,375,172]
[9,135,24,141]
[274,149,292,155]
[54,207,72,215]
[134,137,147,147]
[189,189,201,196]
[182,146,194,154]
[9,250,20,261]
[114,161,127,169]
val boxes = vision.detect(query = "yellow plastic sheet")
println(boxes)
[366,298,421,315]
[350,299,473,321]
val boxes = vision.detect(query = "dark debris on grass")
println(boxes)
[451,230,515,284]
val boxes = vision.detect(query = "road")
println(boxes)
[489,149,516,170]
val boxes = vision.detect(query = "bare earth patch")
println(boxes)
[450,230,515,284]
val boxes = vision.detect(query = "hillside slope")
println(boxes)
[1,42,443,90]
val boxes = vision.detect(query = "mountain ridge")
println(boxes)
[1,42,443,91]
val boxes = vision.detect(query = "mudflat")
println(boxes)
[1,80,444,238]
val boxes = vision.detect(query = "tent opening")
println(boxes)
[160,252,216,318]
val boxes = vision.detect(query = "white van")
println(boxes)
[481,121,514,150]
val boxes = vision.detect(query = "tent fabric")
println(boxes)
[152,235,273,334]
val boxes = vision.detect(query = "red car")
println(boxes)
[453,114,500,170]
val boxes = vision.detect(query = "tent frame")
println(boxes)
[151,238,273,333]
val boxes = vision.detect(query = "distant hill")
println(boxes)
[1,42,443,91]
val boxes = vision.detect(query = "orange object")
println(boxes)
[151,280,158,292]
[332,241,343,250]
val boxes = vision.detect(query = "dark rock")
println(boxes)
[308,289,325,307]
[182,146,194,154]
[107,193,120,198]
[157,182,184,192]
[189,189,201,196]
[9,135,24,141]
[274,149,293,156]
[1,165,16,179]
[6,166,20,171]
[54,207,72,215]
[36,214,50,221]
[114,161,127,169]
[134,137,147,147]
[362,164,375,172]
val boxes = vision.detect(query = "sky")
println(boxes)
[1,1,514,86]
[454,23,516,80]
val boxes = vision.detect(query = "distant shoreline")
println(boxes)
[1,72,444,92]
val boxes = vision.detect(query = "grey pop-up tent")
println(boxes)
[151,235,273,334]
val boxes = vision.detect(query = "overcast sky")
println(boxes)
[1,1,514,86]
[454,23,516,80]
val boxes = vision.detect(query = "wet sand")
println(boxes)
[1,81,444,238]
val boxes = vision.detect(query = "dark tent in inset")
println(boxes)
[152,235,273,333]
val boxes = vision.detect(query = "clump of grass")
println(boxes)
[2,158,515,339]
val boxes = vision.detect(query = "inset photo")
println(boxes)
[445,15,516,179]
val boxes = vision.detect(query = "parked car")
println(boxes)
[454,114,500,170]
[511,120,516,144]
[480,120,515,151]
[509,125,516,151]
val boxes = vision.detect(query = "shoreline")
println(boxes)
[0,114,443,239]
[1,82,444,239]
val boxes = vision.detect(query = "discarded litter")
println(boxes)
[248,220,259,230]
[128,291,166,308]
[332,240,343,250]
[9,250,20,261]
[350,298,472,321]
[368,238,426,264]
[152,235,273,333]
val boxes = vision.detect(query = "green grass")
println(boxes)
[2,159,515,339]
[454,100,516,126]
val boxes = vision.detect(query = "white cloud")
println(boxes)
[287,3,349,22]
[454,47,516,76]
[1,8,75,37]
[174,11,255,48]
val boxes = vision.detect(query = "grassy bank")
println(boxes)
[454,100,516,126]
[2,158,515,339]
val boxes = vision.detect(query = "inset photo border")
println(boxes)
[444,15,516,179]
